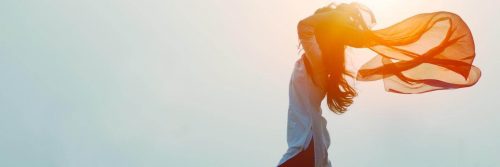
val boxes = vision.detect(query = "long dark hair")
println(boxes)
[311,4,358,114]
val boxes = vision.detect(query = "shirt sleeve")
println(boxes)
[297,22,322,64]
[297,20,327,89]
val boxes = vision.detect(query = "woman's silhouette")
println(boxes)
[278,2,480,167]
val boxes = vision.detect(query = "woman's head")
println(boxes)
[312,3,372,114]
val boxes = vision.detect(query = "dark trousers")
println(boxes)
[279,138,315,167]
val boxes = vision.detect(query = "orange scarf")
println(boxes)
[350,10,481,93]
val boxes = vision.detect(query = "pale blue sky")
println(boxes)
[1,0,499,167]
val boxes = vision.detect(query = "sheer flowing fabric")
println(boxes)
[348,8,481,93]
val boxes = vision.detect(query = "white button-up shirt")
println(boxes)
[277,20,332,167]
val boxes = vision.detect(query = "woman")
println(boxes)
[278,2,480,167]
[277,3,373,167]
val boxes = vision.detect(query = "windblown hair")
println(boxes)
[311,3,359,114]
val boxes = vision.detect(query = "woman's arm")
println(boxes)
[298,10,344,28]
[297,11,345,89]
[297,10,353,65]
[298,8,373,54]
[297,19,323,70]
[297,22,326,89]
